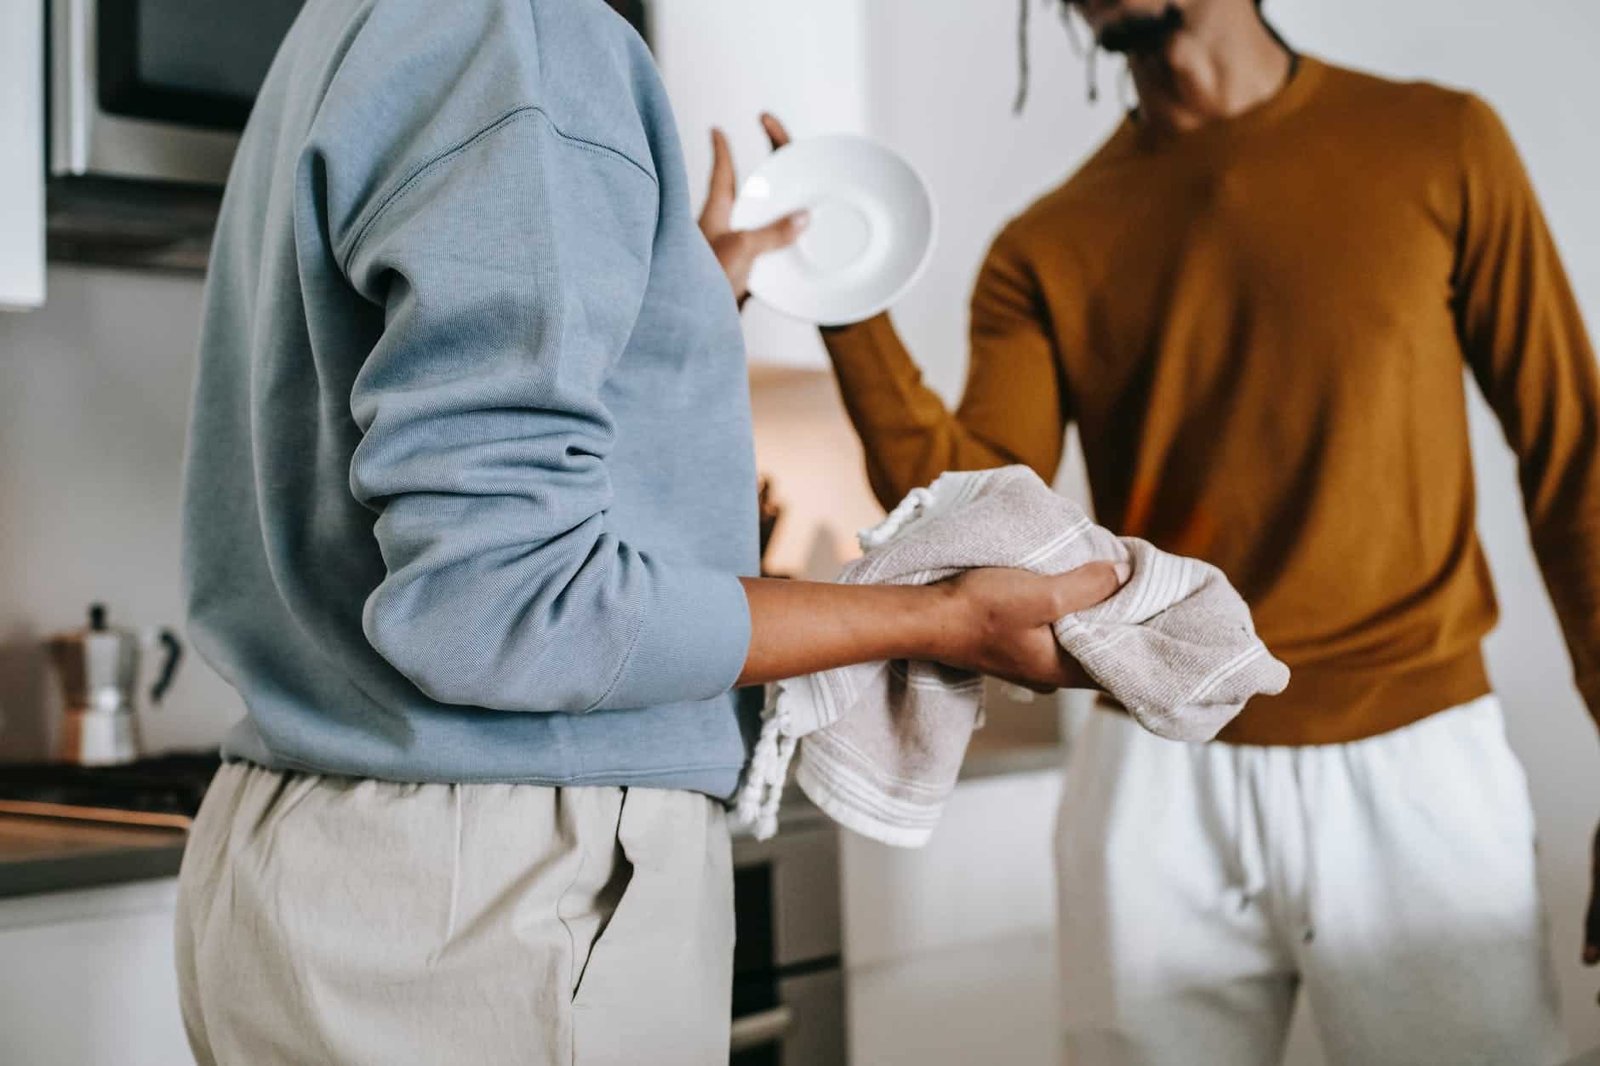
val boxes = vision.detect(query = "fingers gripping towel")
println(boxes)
[734,465,1290,847]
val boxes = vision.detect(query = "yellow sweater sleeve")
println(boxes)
[819,230,1070,509]
[1455,94,1600,719]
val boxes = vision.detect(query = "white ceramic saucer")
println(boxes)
[731,134,936,327]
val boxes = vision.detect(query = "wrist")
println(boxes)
[908,581,967,665]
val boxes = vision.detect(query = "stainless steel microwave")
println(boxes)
[46,0,651,270]
[49,0,652,188]
[49,0,306,186]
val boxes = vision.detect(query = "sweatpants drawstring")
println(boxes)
[1229,747,1267,910]
[1291,755,1317,945]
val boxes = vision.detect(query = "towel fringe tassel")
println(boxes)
[858,487,936,552]
[734,684,800,841]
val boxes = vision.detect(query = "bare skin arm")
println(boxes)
[737,565,1122,692]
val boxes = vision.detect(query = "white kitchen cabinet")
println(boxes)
[840,768,1064,969]
[0,879,191,1066]
[0,0,46,309]
[652,0,871,368]
[848,929,1062,1066]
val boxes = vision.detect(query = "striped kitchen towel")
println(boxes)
[734,465,1290,847]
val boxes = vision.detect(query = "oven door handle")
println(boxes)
[729,1005,795,1052]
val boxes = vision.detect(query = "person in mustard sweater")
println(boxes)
[743,0,1600,1062]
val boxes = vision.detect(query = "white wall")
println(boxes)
[0,267,240,760]
[653,0,872,370]
[857,0,1600,1057]
[862,0,1109,404]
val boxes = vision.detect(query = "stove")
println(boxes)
[0,750,220,829]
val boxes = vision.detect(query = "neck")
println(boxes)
[1126,6,1293,133]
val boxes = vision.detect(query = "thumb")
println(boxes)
[700,128,736,233]
[1049,561,1128,619]
[741,210,810,255]
[761,112,794,151]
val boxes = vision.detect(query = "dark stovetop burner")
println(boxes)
[0,750,222,828]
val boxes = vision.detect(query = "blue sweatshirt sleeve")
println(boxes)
[338,108,752,713]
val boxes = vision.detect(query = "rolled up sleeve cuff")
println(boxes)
[597,567,752,711]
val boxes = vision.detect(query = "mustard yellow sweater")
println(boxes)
[822,58,1600,745]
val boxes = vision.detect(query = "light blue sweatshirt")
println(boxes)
[182,0,760,797]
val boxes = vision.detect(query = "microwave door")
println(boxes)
[51,0,303,185]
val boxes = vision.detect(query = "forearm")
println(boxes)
[736,565,1117,691]
[736,577,957,687]
[821,316,1016,508]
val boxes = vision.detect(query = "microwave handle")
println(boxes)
[729,1005,794,1053]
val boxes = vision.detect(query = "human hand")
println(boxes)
[698,113,807,305]
[934,563,1127,692]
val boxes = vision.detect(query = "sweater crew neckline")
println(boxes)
[1123,54,1328,153]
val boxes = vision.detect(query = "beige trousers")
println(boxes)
[175,763,734,1066]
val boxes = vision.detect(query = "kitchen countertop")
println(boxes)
[0,816,187,900]
[0,741,1066,902]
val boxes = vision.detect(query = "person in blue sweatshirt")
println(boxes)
[174,1,1119,1062]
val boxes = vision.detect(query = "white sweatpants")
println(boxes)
[1056,696,1567,1066]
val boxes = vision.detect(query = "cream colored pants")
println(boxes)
[175,763,734,1066]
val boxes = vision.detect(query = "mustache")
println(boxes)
[1095,3,1187,55]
